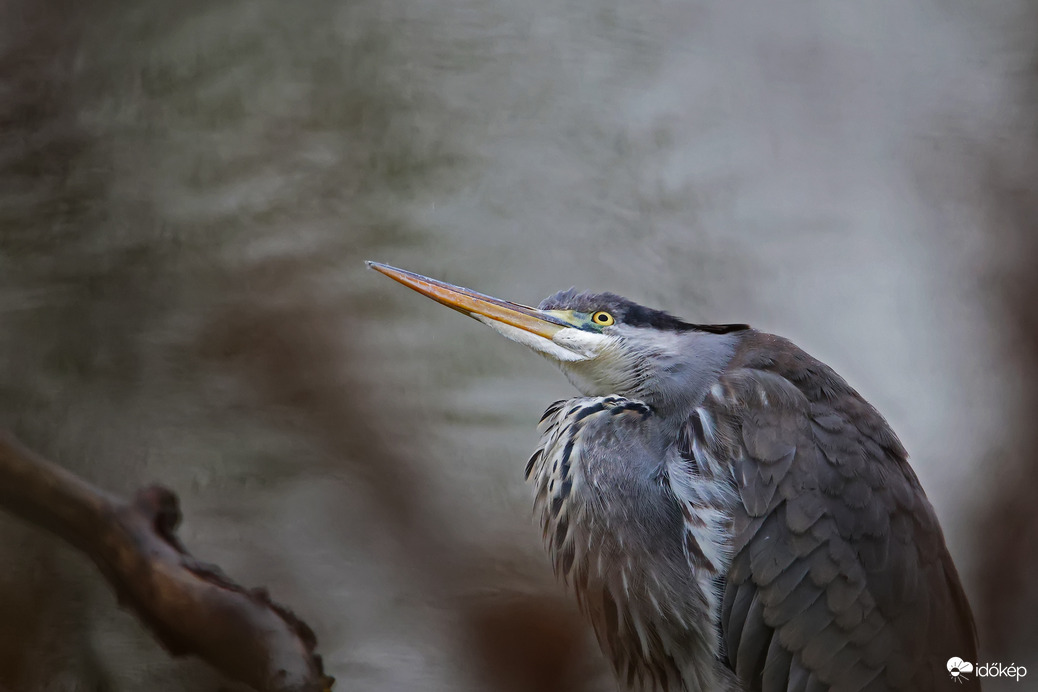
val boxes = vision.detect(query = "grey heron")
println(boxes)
[367,262,979,692]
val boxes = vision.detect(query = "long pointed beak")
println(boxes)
[366,262,571,340]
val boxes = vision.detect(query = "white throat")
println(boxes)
[472,318,603,362]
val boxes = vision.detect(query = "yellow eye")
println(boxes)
[591,311,615,326]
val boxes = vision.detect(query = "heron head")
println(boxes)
[368,262,748,411]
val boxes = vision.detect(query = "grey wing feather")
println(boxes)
[702,334,978,692]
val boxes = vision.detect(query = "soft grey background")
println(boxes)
[1,0,1036,690]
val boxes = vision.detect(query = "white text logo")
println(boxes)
[948,657,1028,683]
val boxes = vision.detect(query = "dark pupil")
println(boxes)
[596,313,606,322]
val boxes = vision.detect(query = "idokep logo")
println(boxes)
[947,657,1028,683]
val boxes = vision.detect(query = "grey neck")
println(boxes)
[631,328,744,430]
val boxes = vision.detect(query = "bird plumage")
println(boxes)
[530,396,741,691]
[529,326,978,691]
[712,332,978,692]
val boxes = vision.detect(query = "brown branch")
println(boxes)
[0,432,333,692]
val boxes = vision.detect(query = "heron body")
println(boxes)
[368,263,979,692]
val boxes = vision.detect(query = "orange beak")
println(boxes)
[367,262,570,340]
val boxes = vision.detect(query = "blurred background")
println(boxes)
[1,0,1036,690]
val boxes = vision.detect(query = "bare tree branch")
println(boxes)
[0,432,333,692]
